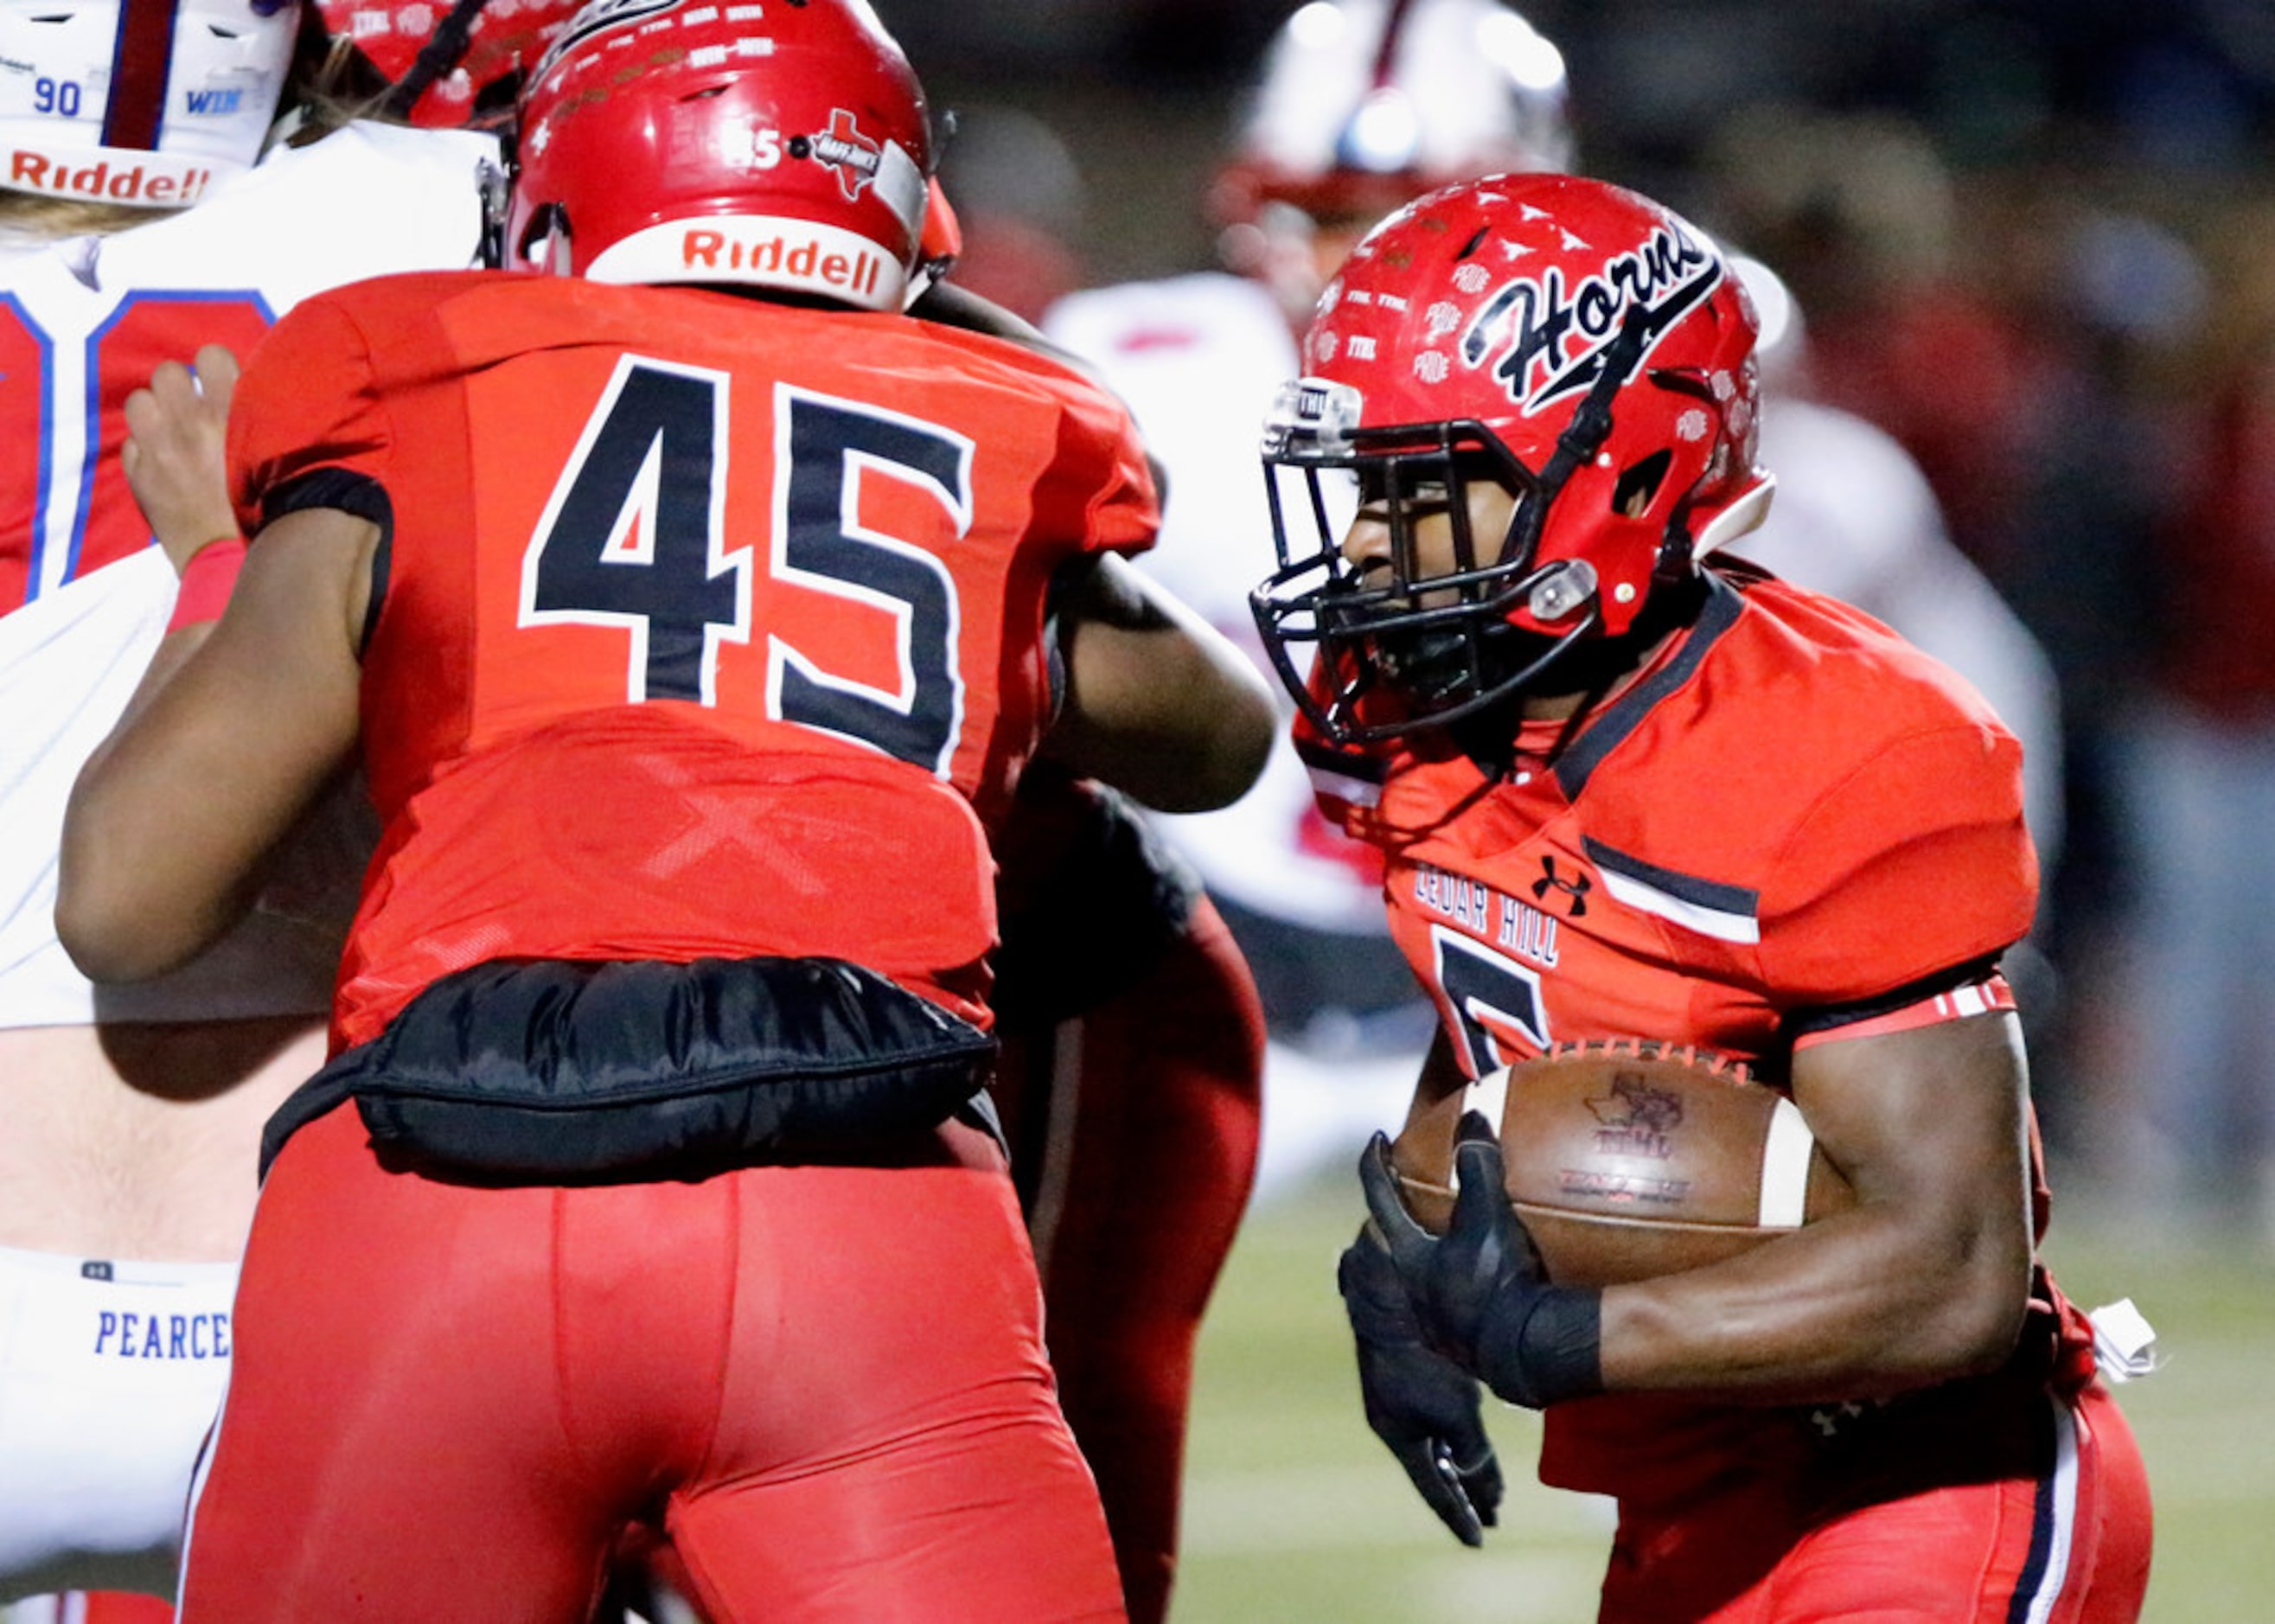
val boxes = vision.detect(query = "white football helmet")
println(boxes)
[0,0,298,208]
[1212,0,1572,319]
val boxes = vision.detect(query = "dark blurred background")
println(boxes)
[880,1,2275,278]
[875,0,2275,1244]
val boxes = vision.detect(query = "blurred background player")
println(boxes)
[310,0,568,127]
[1720,253,2067,896]
[799,183,1275,1624]
[1043,0,1575,1199]
[0,0,514,1614]
[59,0,1275,1615]
[1254,171,2150,1620]
[988,766,1265,1624]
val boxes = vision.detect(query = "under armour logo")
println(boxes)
[1531,856,1592,916]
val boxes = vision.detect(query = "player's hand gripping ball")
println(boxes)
[1341,1113,1604,1545]
[1390,1041,1855,1288]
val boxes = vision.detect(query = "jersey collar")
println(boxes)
[1550,571,1744,802]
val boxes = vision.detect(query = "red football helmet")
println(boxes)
[503,0,933,310]
[315,0,575,127]
[1252,173,1774,743]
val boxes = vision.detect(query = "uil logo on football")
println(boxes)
[1584,1073,1684,1160]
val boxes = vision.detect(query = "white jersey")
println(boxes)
[1045,271,1390,934]
[1044,271,1294,630]
[0,120,499,1030]
[0,1246,238,1602]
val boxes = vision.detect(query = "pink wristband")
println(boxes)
[165,538,247,632]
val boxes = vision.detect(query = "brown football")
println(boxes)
[1390,1043,1855,1288]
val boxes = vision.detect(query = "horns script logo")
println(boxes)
[1459,216,1722,415]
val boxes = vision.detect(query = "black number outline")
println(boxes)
[766,382,974,776]
[518,353,751,706]
[1429,923,1550,1075]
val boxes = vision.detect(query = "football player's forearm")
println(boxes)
[1050,558,1275,811]
[1041,661,1273,811]
[1592,1194,2031,1402]
[1595,1014,2036,1400]
[60,515,368,981]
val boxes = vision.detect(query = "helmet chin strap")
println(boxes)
[381,0,493,119]
[1447,571,1708,773]
[1489,572,1704,697]
[1453,300,1656,711]
[1527,303,1654,508]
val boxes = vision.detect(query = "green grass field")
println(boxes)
[1169,1169,2275,1623]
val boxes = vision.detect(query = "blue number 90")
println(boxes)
[34,79,82,117]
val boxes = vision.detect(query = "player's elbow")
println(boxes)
[1157,664,1275,813]
[1039,707,1270,813]
[1045,636,1279,813]
[1937,1260,2034,1379]
[55,809,216,984]
[54,878,172,984]
[1898,1231,2035,1384]
[1047,553,1279,811]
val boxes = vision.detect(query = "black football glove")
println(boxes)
[1358,1113,1606,1412]
[1338,1219,1504,1546]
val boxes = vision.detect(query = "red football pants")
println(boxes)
[1601,1382,2152,1622]
[995,899,1267,1624]
[177,1103,1124,1622]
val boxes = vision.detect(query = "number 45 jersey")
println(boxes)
[226,269,1160,1051]
[0,122,496,1030]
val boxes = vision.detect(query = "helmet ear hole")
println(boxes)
[517,201,570,273]
[1613,449,1671,518]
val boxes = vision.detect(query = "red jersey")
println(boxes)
[1304,566,2090,1502]
[227,270,1156,1051]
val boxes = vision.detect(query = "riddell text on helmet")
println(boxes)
[9,152,212,205]
[680,227,885,298]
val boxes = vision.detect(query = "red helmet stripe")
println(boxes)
[1370,0,1421,90]
[104,0,181,152]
